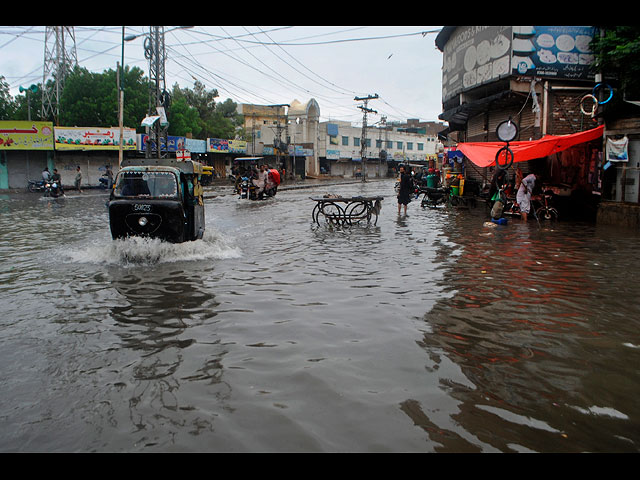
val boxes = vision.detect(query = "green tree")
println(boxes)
[0,76,16,120]
[168,85,201,137]
[175,80,242,139]
[58,65,149,129]
[591,26,640,101]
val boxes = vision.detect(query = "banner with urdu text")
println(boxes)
[0,121,54,150]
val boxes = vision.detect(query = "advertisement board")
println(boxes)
[512,26,596,80]
[55,127,137,150]
[442,26,513,102]
[442,26,597,102]
[0,121,54,150]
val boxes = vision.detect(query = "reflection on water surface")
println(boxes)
[0,181,639,452]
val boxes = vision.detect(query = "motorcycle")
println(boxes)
[237,175,278,201]
[44,180,64,198]
[98,174,112,189]
[416,184,451,208]
[27,179,47,192]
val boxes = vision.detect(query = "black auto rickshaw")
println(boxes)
[108,157,212,243]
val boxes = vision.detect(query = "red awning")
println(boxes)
[457,125,604,168]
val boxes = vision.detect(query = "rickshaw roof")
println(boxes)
[120,157,206,175]
[234,157,264,162]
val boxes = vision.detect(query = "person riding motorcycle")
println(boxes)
[51,168,64,195]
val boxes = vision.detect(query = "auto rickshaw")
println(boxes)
[108,157,212,243]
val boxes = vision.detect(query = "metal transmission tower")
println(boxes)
[42,26,78,123]
[144,26,170,159]
[355,94,378,182]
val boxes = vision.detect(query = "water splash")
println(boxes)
[62,229,241,266]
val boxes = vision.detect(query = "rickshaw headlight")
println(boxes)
[138,216,148,226]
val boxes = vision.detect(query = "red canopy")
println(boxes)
[457,125,604,168]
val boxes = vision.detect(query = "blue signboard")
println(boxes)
[512,26,597,80]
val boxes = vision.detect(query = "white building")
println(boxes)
[244,98,443,179]
[319,119,442,178]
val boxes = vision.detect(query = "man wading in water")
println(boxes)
[397,165,414,215]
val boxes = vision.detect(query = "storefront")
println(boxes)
[457,125,605,219]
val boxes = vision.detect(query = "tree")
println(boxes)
[175,80,242,139]
[0,76,16,120]
[591,26,640,101]
[58,65,149,128]
[168,85,201,137]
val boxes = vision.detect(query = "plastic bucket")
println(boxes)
[426,174,437,188]
[451,186,459,196]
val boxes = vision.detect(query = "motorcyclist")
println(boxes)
[42,167,51,182]
[51,168,64,194]
[253,165,267,196]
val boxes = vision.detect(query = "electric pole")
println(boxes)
[42,26,78,124]
[145,26,169,159]
[355,94,378,182]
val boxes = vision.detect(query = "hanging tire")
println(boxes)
[495,145,514,170]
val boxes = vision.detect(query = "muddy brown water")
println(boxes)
[0,180,639,452]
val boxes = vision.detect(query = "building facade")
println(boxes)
[242,99,443,179]
[435,26,607,219]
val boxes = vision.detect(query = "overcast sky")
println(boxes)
[0,26,445,126]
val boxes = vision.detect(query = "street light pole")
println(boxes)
[118,26,125,170]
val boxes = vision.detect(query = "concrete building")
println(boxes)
[242,99,442,179]
[435,26,607,220]
[319,119,441,178]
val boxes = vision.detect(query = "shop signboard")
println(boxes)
[55,126,137,150]
[138,134,186,152]
[0,121,54,150]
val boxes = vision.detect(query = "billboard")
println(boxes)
[55,126,137,150]
[138,134,185,152]
[0,121,54,150]
[441,26,597,102]
[442,26,513,102]
[512,26,597,79]
[207,138,247,153]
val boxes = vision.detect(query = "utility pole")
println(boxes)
[146,26,168,159]
[42,26,78,124]
[355,94,378,182]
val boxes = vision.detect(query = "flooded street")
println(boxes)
[1,179,639,452]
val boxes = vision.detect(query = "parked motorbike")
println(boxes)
[27,180,47,192]
[417,185,451,208]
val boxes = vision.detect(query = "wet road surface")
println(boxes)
[0,180,639,452]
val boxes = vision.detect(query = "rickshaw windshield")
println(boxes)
[114,171,179,198]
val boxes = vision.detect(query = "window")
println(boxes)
[386,140,392,149]
[407,142,413,150]
[418,143,424,151]
[342,136,349,146]
[114,171,178,198]
[397,141,403,149]
[354,137,360,147]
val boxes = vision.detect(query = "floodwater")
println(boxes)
[1,179,639,452]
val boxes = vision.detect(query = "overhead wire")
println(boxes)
[1,26,441,125]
